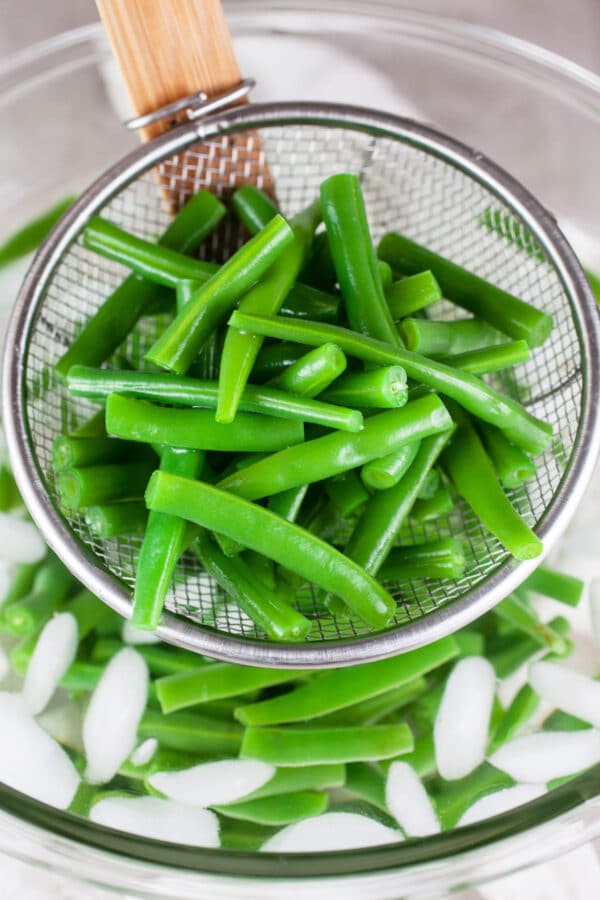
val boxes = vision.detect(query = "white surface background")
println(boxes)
[0,1,599,897]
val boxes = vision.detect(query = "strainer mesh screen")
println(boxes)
[23,123,581,643]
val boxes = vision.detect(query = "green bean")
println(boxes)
[3,555,74,636]
[56,460,154,510]
[267,485,309,522]
[105,394,305,452]
[386,271,442,319]
[488,684,541,754]
[216,201,321,423]
[0,560,42,609]
[300,230,338,291]
[488,616,571,677]
[411,483,454,523]
[194,530,313,641]
[242,723,413,766]
[252,342,308,381]
[84,501,147,538]
[435,340,531,375]
[146,475,396,630]
[227,312,552,455]
[282,282,340,323]
[214,790,329,825]
[235,637,457,726]
[522,565,584,608]
[378,539,466,582]
[175,279,199,312]
[242,552,277,591]
[477,421,536,490]
[217,395,452,501]
[82,217,218,288]
[321,174,401,346]
[400,317,504,355]
[361,441,420,491]
[320,366,408,409]
[318,678,428,727]
[238,764,346,803]
[52,435,138,471]
[543,709,591,732]
[492,594,569,653]
[382,735,436,780]
[72,409,107,437]
[417,468,440,500]
[344,763,387,812]
[66,589,113,639]
[119,748,197,782]
[132,448,203,630]
[453,630,485,657]
[156,661,305,714]
[231,184,278,234]
[267,343,347,397]
[377,260,394,291]
[146,215,294,374]
[67,366,360,432]
[442,416,542,560]
[325,471,369,516]
[378,232,553,347]
[219,819,277,852]
[343,432,452,581]
[138,709,243,756]
[0,466,20,512]
[431,763,514,830]
[56,191,226,377]
[0,195,75,269]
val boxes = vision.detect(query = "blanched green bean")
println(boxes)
[241,723,414,766]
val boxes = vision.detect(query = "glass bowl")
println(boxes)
[1,3,600,896]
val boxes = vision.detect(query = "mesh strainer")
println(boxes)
[4,101,600,667]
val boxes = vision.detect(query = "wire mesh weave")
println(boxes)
[22,119,582,646]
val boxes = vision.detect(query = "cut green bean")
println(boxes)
[106,394,305,452]
[267,485,309,522]
[321,174,401,346]
[132,447,203,630]
[522,565,584,608]
[361,441,420,491]
[0,195,75,269]
[146,215,294,374]
[386,271,442,319]
[235,637,457,726]
[91,638,202,676]
[411,483,454,523]
[344,763,388,812]
[146,474,397,630]
[300,230,338,291]
[3,555,74,635]
[267,343,347,398]
[157,662,305,714]
[442,416,542,560]
[56,191,226,377]
[242,724,413,766]
[82,217,218,289]
[57,460,154,510]
[0,466,20,512]
[431,763,514,830]
[492,594,569,653]
[0,560,42,609]
[343,431,452,580]
[320,366,408,409]
[477,421,537,490]
[252,342,318,381]
[378,539,466,582]
[306,679,428,728]
[194,530,313,641]
[235,764,346,802]
[325,471,369,517]
[52,435,138,471]
[417,468,440,500]
[231,185,278,234]
[216,201,321,423]
[217,395,452,501]
[488,684,541,754]
[138,709,242,756]
[227,312,552,455]
[435,340,531,375]
[282,282,340,323]
[382,735,436,780]
[400,317,504,355]
[215,790,329,825]
[488,615,571,678]
[68,366,360,432]
[84,501,147,538]
[66,589,113,639]
[378,232,553,347]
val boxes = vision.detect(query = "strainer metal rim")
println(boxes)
[4,100,600,668]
